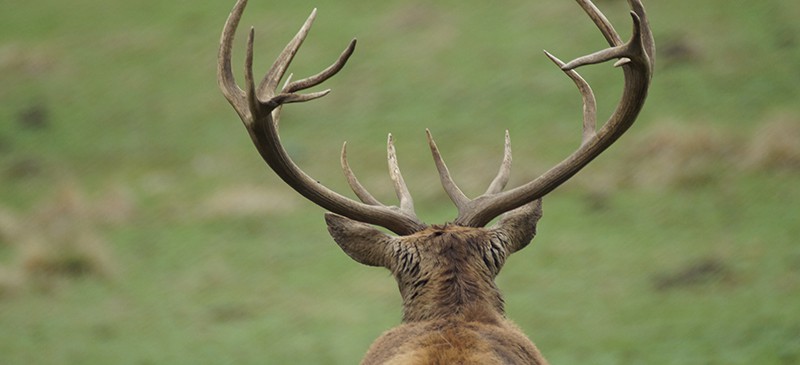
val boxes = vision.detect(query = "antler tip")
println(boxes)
[425,129,437,146]
[613,58,632,68]
[629,10,642,23]
[246,26,256,54]
[543,50,568,69]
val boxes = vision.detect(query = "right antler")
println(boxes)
[431,0,655,227]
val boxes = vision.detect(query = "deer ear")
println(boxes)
[490,199,543,255]
[325,213,398,268]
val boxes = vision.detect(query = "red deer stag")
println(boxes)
[218,0,654,363]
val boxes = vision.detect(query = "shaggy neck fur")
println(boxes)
[393,225,508,324]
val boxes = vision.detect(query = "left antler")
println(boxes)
[218,0,428,235]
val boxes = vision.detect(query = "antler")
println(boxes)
[217,0,427,235]
[429,0,655,227]
[219,0,654,234]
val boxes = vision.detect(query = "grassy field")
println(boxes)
[1,0,799,364]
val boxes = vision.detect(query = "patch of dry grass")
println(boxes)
[0,207,20,246]
[742,112,800,171]
[609,112,800,191]
[620,119,734,189]
[200,184,300,219]
[20,185,117,283]
[0,183,136,295]
[0,265,24,298]
[0,43,58,77]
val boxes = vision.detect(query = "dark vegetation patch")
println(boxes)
[652,257,734,291]
[659,36,701,68]
[16,104,50,130]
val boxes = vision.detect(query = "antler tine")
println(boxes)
[256,8,316,98]
[426,129,469,212]
[244,28,261,121]
[561,10,648,71]
[340,142,382,206]
[248,30,333,112]
[218,0,427,235]
[387,134,416,214]
[284,40,357,93]
[340,137,418,216]
[218,0,249,121]
[427,129,512,212]
[544,51,597,145]
[454,0,654,228]
[575,0,623,47]
[628,0,656,63]
[485,130,513,195]
[253,7,357,100]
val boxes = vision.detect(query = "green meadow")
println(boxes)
[1,0,798,363]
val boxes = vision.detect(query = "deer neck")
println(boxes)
[397,263,506,324]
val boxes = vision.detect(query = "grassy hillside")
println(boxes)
[1,0,799,364]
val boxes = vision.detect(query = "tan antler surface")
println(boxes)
[217,0,427,235]
[444,0,655,227]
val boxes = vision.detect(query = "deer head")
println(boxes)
[218,0,654,363]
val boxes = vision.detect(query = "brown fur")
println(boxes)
[326,201,549,365]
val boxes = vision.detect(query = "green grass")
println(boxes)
[1,0,799,364]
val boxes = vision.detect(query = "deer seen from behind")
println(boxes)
[217,0,654,363]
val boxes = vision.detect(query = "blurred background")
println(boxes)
[1,0,798,363]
